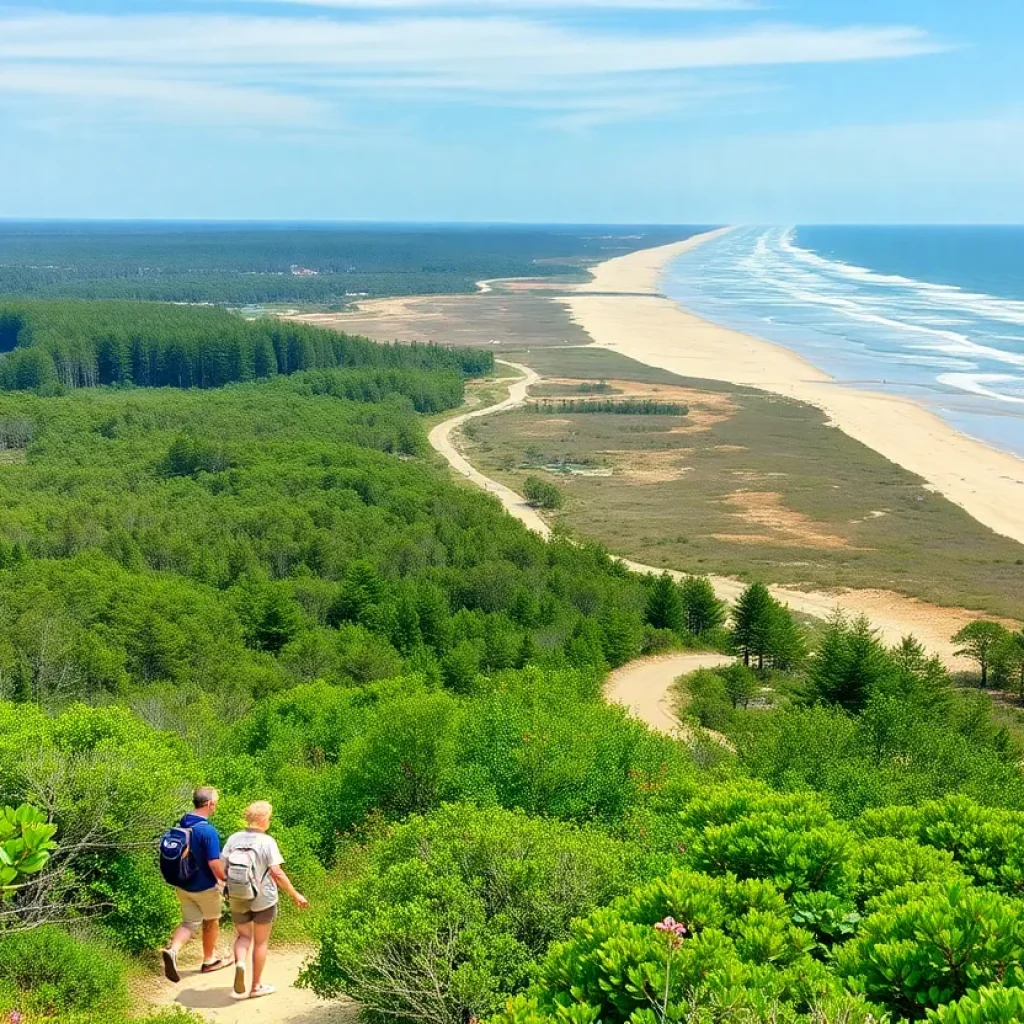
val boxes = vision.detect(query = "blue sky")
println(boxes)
[1,0,1022,222]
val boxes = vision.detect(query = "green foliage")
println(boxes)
[953,621,1013,688]
[644,574,685,634]
[0,224,628,303]
[530,398,688,415]
[0,927,128,1017]
[676,783,857,896]
[522,476,563,510]
[730,583,803,671]
[682,669,735,731]
[856,796,1024,897]
[837,882,1024,1019]
[807,614,893,712]
[679,575,725,636]
[85,854,180,955]
[494,868,875,1024]
[0,299,491,393]
[928,986,1024,1023]
[302,803,637,1024]
[0,806,57,898]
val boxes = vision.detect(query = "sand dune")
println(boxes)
[562,229,1024,548]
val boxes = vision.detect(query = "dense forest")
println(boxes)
[0,224,699,304]
[1,323,1023,1024]
[0,300,491,392]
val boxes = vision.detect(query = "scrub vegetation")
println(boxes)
[466,350,1024,618]
[1,292,1023,1024]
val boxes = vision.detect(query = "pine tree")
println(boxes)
[644,573,685,633]
[680,575,725,636]
[731,582,775,669]
[807,613,889,712]
[766,603,807,671]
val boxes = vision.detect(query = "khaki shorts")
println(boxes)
[229,899,278,926]
[176,887,223,933]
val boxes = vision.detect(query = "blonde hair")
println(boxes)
[243,800,273,828]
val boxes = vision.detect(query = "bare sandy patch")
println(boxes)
[602,449,695,483]
[716,490,854,550]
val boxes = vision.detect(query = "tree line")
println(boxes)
[530,398,689,415]
[0,300,492,392]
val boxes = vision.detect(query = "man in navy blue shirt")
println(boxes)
[161,787,229,982]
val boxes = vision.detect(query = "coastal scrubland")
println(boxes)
[466,347,1024,619]
[0,306,1021,1024]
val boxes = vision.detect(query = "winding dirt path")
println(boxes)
[429,361,552,537]
[605,652,735,735]
[147,947,355,1024]
[430,363,987,670]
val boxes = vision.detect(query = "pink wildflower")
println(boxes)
[654,916,687,937]
[9,1011,23,1024]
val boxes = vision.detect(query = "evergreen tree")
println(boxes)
[807,613,890,712]
[251,588,301,655]
[391,593,422,655]
[644,573,685,633]
[731,582,775,669]
[600,608,641,668]
[680,575,725,635]
[766,603,807,671]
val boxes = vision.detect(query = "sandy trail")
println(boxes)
[147,947,354,1023]
[430,364,989,668]
[429,361,552,538]
[563,229,1024,549]
[605,652,735,734]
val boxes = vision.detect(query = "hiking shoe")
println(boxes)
[201,957,230,974]
[249,985,276,999]
[233,962,247,995]
[161,949,180,984]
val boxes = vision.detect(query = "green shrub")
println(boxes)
[927,986,1024,1023]
[837,882,1024,1019]
[852,836,967,905]
[86,853,180,954]
[677,783,857,896]
[682,669,734,731]
[522,476,562,510]
[302,803,638,1024]
[0,927,127,1016]
[493,867,876,1024]
[857,796,1024,896]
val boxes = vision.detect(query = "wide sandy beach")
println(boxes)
[563,229,1024,548]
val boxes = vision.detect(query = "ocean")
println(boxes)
[661,226,1024,458]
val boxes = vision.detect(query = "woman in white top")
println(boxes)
[221,801,308,1000]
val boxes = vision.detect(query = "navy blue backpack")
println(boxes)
[158,821,197,887]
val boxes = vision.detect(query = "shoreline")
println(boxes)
[562,229,1024,548]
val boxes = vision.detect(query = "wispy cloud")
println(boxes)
[0,65,321,125]
[0,8,949,130]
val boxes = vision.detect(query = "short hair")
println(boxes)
[193,787,219,809]
[244,801,273,827]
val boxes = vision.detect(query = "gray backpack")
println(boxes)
[225,845,262,901]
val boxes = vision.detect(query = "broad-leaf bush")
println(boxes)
[493,868,876,1024]
[836,882,1024,1019]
